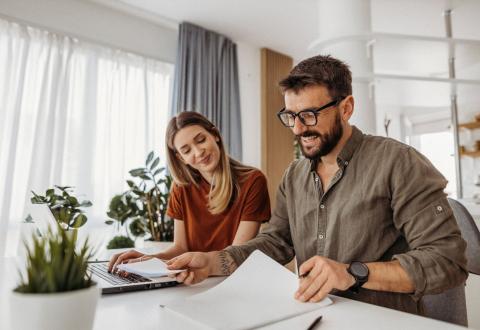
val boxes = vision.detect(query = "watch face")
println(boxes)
[350,262,369,278]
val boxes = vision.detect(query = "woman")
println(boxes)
[108,111,270,272]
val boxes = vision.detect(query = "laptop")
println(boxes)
[88,261,179,294]
[27,203,179,294]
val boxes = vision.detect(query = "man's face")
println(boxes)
[284,85,343,160]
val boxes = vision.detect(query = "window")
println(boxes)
[0,19,173,256]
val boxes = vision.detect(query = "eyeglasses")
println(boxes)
[276,99,341,127]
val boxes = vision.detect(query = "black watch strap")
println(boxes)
[347,261,369,293]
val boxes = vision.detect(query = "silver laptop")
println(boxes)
[88,261,178,294]
[27,204,179,294]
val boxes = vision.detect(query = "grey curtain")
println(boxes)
[171,22,242,160]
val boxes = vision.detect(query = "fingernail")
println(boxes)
[299,295,305,302]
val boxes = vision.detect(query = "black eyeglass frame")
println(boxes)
[276,99,342,127]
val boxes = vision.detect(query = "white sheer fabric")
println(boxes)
[0,19,173,256]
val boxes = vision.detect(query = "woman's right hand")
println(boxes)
[108,249,146,273]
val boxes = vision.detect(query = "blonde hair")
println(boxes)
[166,112,253,214]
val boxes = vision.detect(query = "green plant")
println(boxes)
[106,235,135,249]
[14,225,93,293]
[30,186,92,230]
[105,151,174,243]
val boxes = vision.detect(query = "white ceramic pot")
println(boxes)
[9,284,100,330]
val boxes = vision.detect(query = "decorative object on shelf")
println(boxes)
[10,225,99,330]
[384,116,391,137]
[475,140,480,151]
[30,186,92,230]
[105,151,174,247]
[459,121,480,130]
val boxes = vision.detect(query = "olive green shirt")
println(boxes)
[225,126,468,314]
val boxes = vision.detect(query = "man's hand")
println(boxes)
[167,250,238,285]
[166,252,213,285]
[295,256,355,303]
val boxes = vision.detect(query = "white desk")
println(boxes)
[0,257,466,330]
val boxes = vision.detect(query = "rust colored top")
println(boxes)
[167,169,271,252]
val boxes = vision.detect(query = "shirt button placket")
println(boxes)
[317,202,327,254]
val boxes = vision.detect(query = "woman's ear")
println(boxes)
[176,152,186,164]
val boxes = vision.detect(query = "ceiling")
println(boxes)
[92,0,480,112]
[93,0,480,63]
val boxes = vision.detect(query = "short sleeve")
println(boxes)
[166,183,184,220]
[240,171,271,222]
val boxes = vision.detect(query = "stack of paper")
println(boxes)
[116,258,183,277]
[161,250,332,330]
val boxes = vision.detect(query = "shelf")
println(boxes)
[309,32,480,53]
[459,122,480,130]
[460,150,480,157]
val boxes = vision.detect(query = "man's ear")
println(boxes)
[341,95,354,121]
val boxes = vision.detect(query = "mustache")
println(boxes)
[296,131,321,138]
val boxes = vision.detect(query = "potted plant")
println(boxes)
[105,151,174,248]
[30,185,92,230]
[10,225,100,330]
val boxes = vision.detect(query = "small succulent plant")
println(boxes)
[15,225,94,293]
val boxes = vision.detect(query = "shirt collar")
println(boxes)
[309,125,364,172]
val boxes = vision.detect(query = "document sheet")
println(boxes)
[116,258,183,277]
[161,250,332,330]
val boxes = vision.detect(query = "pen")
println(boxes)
[306,315,322,330]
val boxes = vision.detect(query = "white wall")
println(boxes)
[237,41,261,168]
[0,0,177,63]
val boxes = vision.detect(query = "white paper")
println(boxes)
[162,250,332,330]
[116,258,183,277]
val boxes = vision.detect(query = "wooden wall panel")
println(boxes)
[261,48,294,208]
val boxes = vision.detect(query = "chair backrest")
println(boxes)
[448,198,480,275]
[421,198,480,327]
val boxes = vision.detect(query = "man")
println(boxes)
[167,55,468,314]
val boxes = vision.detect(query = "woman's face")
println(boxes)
[173,124,221,178]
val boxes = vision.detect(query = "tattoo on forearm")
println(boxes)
[218,251,237,275]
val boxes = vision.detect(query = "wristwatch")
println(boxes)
[347,261,369,293]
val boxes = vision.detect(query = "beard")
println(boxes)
[296,111,343,161]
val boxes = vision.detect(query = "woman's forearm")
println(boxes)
[154,244,188,260]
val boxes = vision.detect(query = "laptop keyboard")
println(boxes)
[88,263,151,285]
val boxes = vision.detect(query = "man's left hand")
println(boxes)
[295,256,356,303]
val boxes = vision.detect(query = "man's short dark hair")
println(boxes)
[279,55,352,100]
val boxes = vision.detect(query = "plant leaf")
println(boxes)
[129,168,145,177]
[70,214,87,228]
[150,157,160,170]
[79,200,92,208]
[145,151,154,166]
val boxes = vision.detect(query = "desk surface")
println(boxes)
[0,257,465,330]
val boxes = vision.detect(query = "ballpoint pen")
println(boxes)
[306,315,322,330]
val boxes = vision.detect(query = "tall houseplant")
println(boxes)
[105,151,173,248]
[10,225,100,330]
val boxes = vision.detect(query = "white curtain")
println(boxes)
[0,19,173,256]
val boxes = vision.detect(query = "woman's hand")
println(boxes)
[108,249,152,273]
